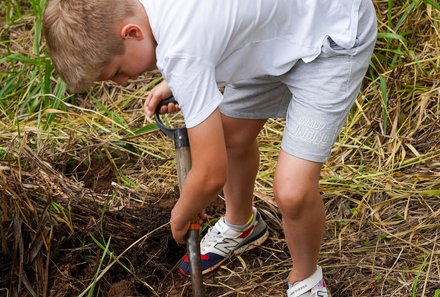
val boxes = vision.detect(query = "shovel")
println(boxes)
[155,97,205,297]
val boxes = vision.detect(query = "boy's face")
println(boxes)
[98,26,156,86]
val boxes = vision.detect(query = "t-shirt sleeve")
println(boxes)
[160,56,223,128]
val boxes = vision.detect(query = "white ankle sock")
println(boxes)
[224,212,254,230]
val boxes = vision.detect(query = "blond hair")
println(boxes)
[43,0,138,91]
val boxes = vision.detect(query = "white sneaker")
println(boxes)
[179,207,269,276]
[287,266,330,297]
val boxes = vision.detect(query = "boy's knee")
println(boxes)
[224,132,253,154]
[222,118,265,152]
[224,130,258,161]
[274,184,317,219]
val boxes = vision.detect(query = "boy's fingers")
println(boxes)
[144,94,152,116]
[144,93,163,117]
[159,105,168,114]
[172,227,187,245]
[168,103,180,113]
[158,102,179,114]
[144,80,173,117]
[198,209,206,221]
[176,237,185,245]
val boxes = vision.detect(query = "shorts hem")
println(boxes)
[219,108,281,120]
[281,142,330,163]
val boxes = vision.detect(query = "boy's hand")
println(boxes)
[144,80,179,117]
[170,217,189,245]
[170,208,205,244]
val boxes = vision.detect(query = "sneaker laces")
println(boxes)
[201,218,244,252]
[201,224,223,249]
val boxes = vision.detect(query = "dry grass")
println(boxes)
[1,1,439,296]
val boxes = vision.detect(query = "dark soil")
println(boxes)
[0,186,180,296]
[0,155,264,297]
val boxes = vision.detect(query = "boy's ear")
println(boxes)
[120,24,144,40]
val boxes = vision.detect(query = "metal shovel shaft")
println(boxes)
[155,97,204,297]
[176,146,204,297]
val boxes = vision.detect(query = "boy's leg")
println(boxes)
[221,115,267,225]
[274,152,324,283]
[178,78,289,277]
[280,1,376,294]
[179,116,269,277]
[220,76,291,225]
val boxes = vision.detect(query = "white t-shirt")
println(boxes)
[140,0,363,128]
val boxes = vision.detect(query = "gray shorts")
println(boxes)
[220,0,377,162]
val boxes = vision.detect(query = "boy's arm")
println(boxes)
[143,73,226,244]
[170,108,227,244]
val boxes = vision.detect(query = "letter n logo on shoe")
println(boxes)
[214,238,239,255]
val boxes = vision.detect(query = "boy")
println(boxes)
[43,0,377,296]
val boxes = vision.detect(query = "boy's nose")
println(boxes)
[113,76,129,87]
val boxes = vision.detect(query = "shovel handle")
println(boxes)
[155,97,205,297]
[154,97,178,138]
